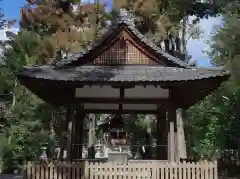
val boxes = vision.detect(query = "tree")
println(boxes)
[0,29,53,172]
[209,1,240,150]
[184,1,240,162]
[20,0,110,60]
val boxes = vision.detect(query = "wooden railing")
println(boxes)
[128,159,168,164]
[24,160,218,179]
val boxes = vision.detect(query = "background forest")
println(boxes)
[0,0,240,177]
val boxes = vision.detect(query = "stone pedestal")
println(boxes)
[108,151,128,164]
[95,144,105,158]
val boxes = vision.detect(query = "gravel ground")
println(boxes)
[0,174,23,179]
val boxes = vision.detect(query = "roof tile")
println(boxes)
[18,65,230,83]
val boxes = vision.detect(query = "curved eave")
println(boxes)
[17,76,69,106]
[170,74,230,108]
[16,67,230,109]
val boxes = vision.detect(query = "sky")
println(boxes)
[187,16,222,66]
[1,0,26,27]
[0,0,222,67]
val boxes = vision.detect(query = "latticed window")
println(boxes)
[93,38,156,65]
[115,38,127,62]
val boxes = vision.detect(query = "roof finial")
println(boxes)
[118,8,135,27]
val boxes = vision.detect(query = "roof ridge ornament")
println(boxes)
[116,8,135,27]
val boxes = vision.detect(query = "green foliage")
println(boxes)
[185,1,240,162]
[0,27,63,173]
[0,84,56,173]
[21,0,111,56]
[3,30,42,71]
[186,91,228,159]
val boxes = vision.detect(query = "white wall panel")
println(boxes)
[124,85,169,98]
[75,86,120,98]
[84,103,119,110]
[122,104,157,110]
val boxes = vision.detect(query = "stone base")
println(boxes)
[107,151,128,164]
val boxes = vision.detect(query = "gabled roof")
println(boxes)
[15,10,230,109]
[56,9,189,68]
[17,65,230,108]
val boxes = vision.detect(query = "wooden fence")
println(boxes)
[24,160,218,179]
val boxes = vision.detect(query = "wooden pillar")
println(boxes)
[88,114,96,147]
[66,106,75,161]
[156,106,168,160]
[167,104,177,162]
[176,109,187,160]
[71,105,85,160]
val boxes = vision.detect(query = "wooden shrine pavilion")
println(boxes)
[16,9,230,163]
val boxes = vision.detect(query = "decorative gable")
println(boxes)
[59,9,188,68]
[89,33,164,65]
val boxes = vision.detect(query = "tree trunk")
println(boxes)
[50,107,56,137]
[182,17,186,51]
[11,79,17,109]
[181,15,187,61]
[95,0,101,39]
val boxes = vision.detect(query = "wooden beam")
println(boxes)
[111,84,134,88]
[83,109,158,114]
[73,98,168,104]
